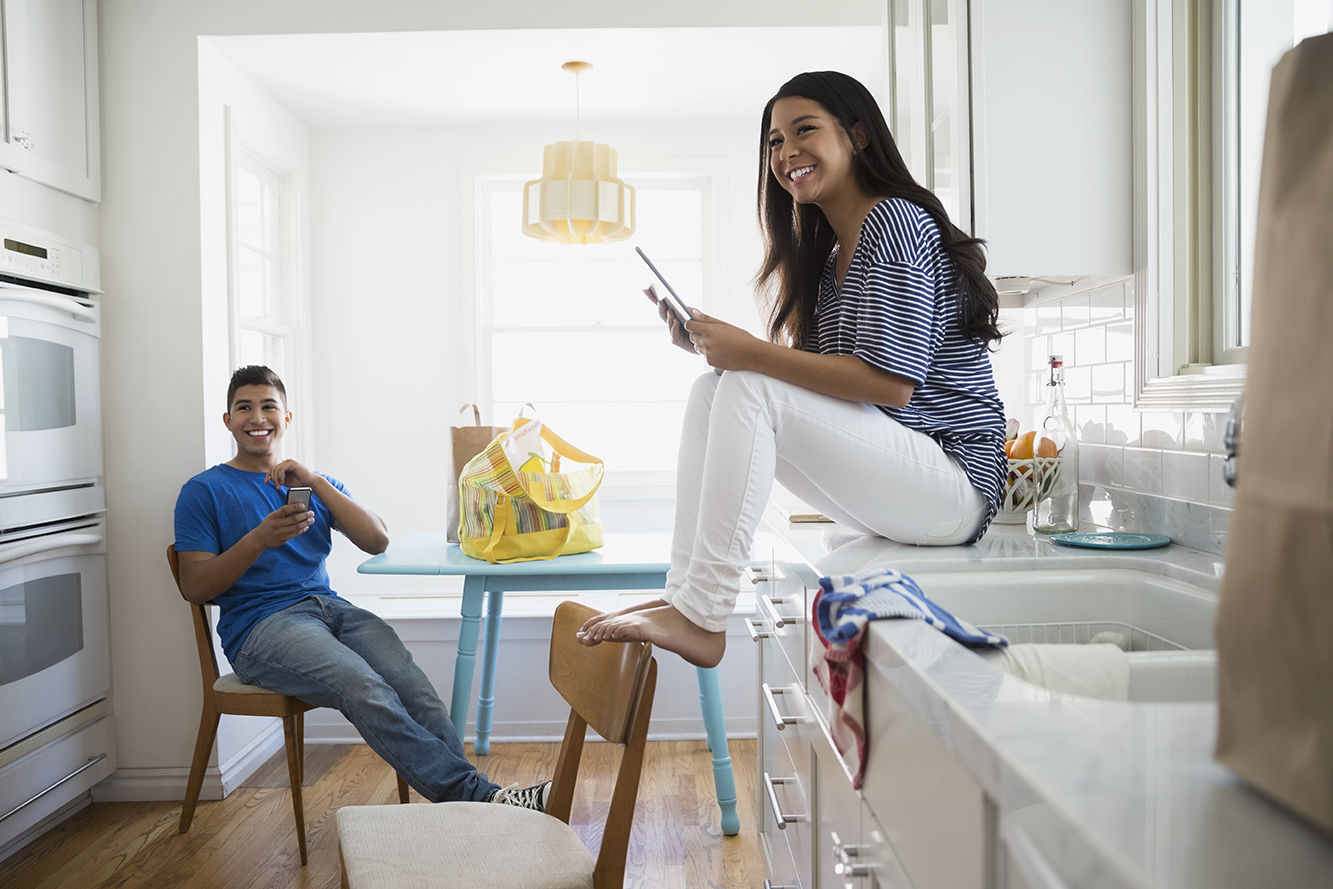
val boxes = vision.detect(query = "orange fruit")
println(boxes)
[1009,430,1037,460]
[1003,439,1016,457]
[1036,436,1059,458]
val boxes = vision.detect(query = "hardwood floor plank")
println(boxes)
[0,738,761,889]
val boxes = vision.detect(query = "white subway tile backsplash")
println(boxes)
[1122,447,1163,494]
[1091,362,1127,403]
[1140,411,1183,448]
[1015,274,1230,555]
[1162,450,1211,502]
[1065,364,1092,402]
[1036,305,1062,335]
[1075,325,1106,365]
[1062,296,1091,329]
[1104,404,1139,445]
[1106,321,1134,362]
[1052,331,1076,364]
[1085,443,1124,487]
[1089,284,1127,322]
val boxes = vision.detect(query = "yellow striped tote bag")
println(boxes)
[457,417,604,564]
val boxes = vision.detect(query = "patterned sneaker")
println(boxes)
[490,781,552,812]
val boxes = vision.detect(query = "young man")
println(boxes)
[173,365,548,809]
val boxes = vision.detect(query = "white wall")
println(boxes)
[308,118,763,593]
[95,0,882,799]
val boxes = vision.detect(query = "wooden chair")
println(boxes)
[335,599,658,889]
[168,544,409,865]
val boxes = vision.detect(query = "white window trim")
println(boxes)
[223,109,310,458]
[1133,0,1246,412]
[461,156,728,500]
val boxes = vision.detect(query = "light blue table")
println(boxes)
[358,532,740,835]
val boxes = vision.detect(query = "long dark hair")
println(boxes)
[756,71,1001,351]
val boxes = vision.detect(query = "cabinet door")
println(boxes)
[0,0,100,200]
[888,0,972,230]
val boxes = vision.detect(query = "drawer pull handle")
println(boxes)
[762,772,807,829]
[762,683,804,730]
[746,565,771,585]
[832,829,874,877]
[745,617,771,642]
[0,753,107,824]
[764,881,799,889]
[760,594,796,628]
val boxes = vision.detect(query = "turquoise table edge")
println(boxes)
[357,532,741,836]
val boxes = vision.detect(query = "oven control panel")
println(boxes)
[0,218,98,294]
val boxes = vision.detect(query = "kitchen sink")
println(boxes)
[908,568,1218,702]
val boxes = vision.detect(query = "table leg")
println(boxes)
[473,590,505,756]
[696,665,740,836]
[450,576,485,743]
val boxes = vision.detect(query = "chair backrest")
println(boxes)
[546,600,657,889]
[167,544,225,693]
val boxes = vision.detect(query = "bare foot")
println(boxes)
[578,604,726,668]
[577,598,667,638]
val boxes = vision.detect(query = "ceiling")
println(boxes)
[207,26,889,129]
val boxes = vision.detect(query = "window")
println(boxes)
[1134,0,1332,409]
[228,144,304,451]
[474,171,716,489]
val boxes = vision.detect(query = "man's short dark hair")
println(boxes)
[227,365,287,411]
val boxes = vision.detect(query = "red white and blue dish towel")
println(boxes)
[813,567,1006,788]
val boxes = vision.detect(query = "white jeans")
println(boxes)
[660,370,987,632]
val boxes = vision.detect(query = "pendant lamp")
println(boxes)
[522,61,636,244]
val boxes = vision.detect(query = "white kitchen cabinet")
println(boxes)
[889,0,1132,279]
[0,0,100,201]
[755,548,992,889]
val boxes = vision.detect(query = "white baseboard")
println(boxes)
[92,722,285,803]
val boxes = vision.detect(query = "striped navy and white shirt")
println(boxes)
[809,197,1005,540]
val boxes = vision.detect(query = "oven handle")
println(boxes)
[0,753,108,824]
[0,287,97,323]
[0,532,104,566]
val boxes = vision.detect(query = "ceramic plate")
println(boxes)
[1049,531,1171,550]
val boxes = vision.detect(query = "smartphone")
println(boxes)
[285,487,313,510]
[635,247,694,326]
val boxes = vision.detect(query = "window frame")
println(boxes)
[463,158,724,497]
[224,119,308,457]
[1132,0,1247,412]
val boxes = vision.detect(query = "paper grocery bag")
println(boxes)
[1214,32,1333,837]
[446,404,505,543]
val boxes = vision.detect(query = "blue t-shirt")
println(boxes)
[809,198,1005,540]
[173,464,349,661]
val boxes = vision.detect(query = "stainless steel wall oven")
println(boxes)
[0,217,113,858]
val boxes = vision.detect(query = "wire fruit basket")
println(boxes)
[995,455,1063,524]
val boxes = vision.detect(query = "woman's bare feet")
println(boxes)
[577,604,726,668]
[577,598,667,638]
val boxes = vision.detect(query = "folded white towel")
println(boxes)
[980,643,1130,701]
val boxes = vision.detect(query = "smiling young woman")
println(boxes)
[578,71,1005,669]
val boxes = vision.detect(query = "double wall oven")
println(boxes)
[0,217,114,857]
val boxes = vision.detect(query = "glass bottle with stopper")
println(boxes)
[1033,354,1079,533]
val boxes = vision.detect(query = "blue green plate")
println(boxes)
[1049,531,1171,550]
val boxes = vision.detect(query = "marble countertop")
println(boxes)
[764,514,1333,889]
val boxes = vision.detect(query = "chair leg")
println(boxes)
[295,710,305,785]
[179,707,221,834]
[396,773,410,804]
[281,714,309,866]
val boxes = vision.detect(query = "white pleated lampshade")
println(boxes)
[522,139,636,244]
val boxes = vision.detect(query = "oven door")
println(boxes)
[0,282,102,495]
[0,518,109,750]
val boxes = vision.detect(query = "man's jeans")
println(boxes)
[232,595,499,803]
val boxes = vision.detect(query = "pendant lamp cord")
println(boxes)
[574,70,582,141]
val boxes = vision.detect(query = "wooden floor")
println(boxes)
[0,738,761,889]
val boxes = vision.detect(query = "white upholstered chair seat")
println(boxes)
[337,802,596,889]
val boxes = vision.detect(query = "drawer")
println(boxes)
[761,723,812,888]
[0,712,116,851]
[755,559,809,688]
[860,806,917,889]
